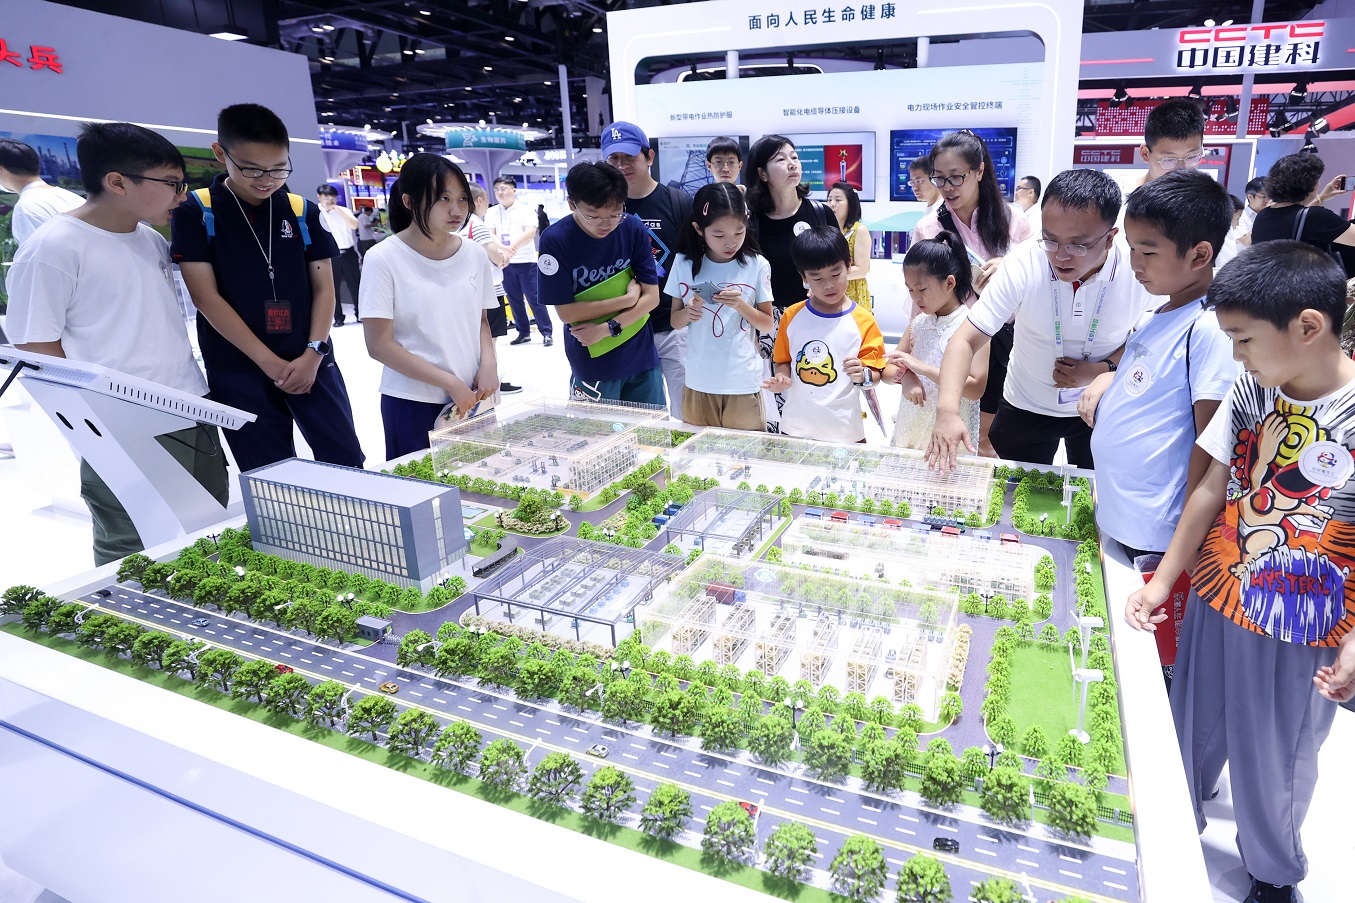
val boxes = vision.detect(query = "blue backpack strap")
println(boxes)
[287,193,312,250]
[191,188,215,241]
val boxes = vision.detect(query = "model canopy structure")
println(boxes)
[662,488,782,557]
[668,428,995,517]
[430,398,671,494]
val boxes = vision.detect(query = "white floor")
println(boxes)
[1,312,1353,902]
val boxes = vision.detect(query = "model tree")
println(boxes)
[305,680,349,728]
[861,737,910,793]
[960,746,989,783]
[980,766,1029,825]
[102,620,144,658]
[895,853,953,903]
[265,671,310,717]
[988,714,1018,748]
[700,707,744,753]
[650,689,701,737]
[747,715,795,766]
[601,680,648,725]
[435,636,481,678]
[478,738,527,791]
[431,721,482,773]
[580,766,637,823]
[830,834,888,902]
[702,800,755,862]
[939,691,964,723]
[1021,725,1050,759]
[897,703,925,733]
[1055,733,1086,768]
[921,747,966,809]
[1046,781,1098,840]
[230,659,278,704]
[516,659,557,699]
[970,877,1023,903]
[481,643,521,689]
[803,729,853,781]
[130,631,175,671]
[762,821,817,882]
[527,751,584,805]
[640,783,692,840]
[396,629,435,667]
[387,709,439,759]
[196,647,242,693]
[347,695,397,741]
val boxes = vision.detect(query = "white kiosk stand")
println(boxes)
[0,347,254,549]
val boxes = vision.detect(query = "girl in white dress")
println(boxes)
[889,231,989,450]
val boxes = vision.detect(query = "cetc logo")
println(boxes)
[1175,20,1324,70]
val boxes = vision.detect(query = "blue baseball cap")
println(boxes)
[601,121,650,158]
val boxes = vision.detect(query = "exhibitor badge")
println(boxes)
[1298,440,1354,488]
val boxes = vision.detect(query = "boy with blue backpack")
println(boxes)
[171,103,364,472]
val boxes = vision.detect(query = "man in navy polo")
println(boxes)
[171,104,364,472]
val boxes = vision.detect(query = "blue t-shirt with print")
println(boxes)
[536,213,660,382]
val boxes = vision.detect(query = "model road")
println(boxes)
[85,586,1139,902]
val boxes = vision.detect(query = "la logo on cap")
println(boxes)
[611,128,623,140]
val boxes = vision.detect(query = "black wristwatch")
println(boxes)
[306,339,332,356]
[1104,359,1117,373]
[606,318,623,337]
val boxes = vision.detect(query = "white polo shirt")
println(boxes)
[484,201,538,264]
[967,239,1158,417]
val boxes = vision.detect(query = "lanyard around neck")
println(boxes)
[225,183,278,301]
[1050,247,1117,360]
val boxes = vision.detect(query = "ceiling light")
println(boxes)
[364,123,371,129]
[544,80,552,86]
[321,24,335,32]
[1311,116,1331,135]
[513,96,522,102]
[1204,18,1216,27]
[1186,81,1203,100]
[1221,19,1233,26]
[479,119,487,126]
[505,35,515,42]
[1111,84,1129,105]
[311,25,325,33]
[426,118,433,124]
[419,9,431,15]
[322,111,334,116]
[1292,81,1309,101]
[522,122,529,128]
[414,48,425,54]
[464,86,472,91]
[1269,110,1291,136]
[592,26,602,33]
[403,49,414,55]
[209,27,249,41]
[320,56,334,63]
[1302,133,1318,153]
[483,66,493,71]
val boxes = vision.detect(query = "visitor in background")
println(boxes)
[907,154,942,247]
[316,184,361,325]
[706,136,743,187]
[466,183,521,395]
[1214,194,1247,270]
[1130,99,1207,195]
[666,182,774,431]
[361,154,498,459]
[355,206,380,258]
[0,138,84,244]
[1250,152,1355,276]
[1015,174,1043,236]
[487,175,553,347]
[826,180,872,313]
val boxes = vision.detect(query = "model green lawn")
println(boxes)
[1005,642,1127,776]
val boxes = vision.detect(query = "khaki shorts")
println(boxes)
[681,388,766,432]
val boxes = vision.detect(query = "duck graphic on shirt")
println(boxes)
[795,340,838,386]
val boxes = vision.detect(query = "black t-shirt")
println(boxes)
[1252,204,1355,276]
[171,174,339,372]
[626,184,689,334]
[753,199,826,310]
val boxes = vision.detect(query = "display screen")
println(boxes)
[651,135,750,195]
[785,131,876,202]
[889,128,1019,202]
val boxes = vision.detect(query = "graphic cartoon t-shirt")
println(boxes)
[1195,373,1355,646]
[772,299,886,442]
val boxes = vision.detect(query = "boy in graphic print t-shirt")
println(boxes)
[768,226,887,442]
[536,161,662,406]
[1126,242,1355,903]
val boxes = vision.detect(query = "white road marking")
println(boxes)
[341,671,354,677]
[857,817,877,825]
[457,705,472,712]
[786,797,803,806]
[699,804,712,811]
[1059,870,1083,879]
[975,848,997,857]
[547,719,562,725]
[825,794,844,802]
[241,640,253,647]
[1104,882,1128,891]
[1017,859,1040,869]
[659,751,678,758]
[152,613,164,619]
[654,761,670,769]
[562,735,579,743]
[894,827,916,836]
[685,770,702,778]
[756,777,774,785]
[434,698,448,704]
[351,663,365,670]
[900,814,919,822]
[821,808,840,816]
[509,720,524,726]
[492,704,507,710]
[937,825,958,832]
[536,728,552,735]
[723,768,740,776]
[279,651,291,657]
[205,630,217,636]
[136,608,148,614]
[717,779,735,787]
[788,784,808,794]
[396,676,410,682]
[1102,866,1127,875]
[301,658,313,664]
[409,691,423,698]
[978,835,998,843]
[1060,855,1081,863]
[483,713,497,719]
[1018,844,1039,853]
[320,664,333,670]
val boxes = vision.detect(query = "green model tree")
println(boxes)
[435,636,480,678]
[265,671,311,717]
[980,766,1030,826]
[305,680,350,728]
[230,659,278,704]
[396,629,435,667]
[131,631,175,670]
[601,680,648,725]
[1047,781,1098,840]
[747,715,795,766]
[516,658,557,699]
[701,801,755,862]
[895,853,953,902]
[970,877,1023,903]
[1055,733,1086,768]
[196,648,242,693]
[160,638,203,681]
[527,751,584,805]
[700,707,744,753]
[347,695,397,741]
[830,834,888,901]
[478,738,527,791]
[580,766,636,823]
[1021,725,1050,759]
[763,821,817,881]
[939,691,964,723]
[921,747,966,809]
[386,709,439,759]
[640,783,692,840]
[431,721,482,773]
[114,554,153,585]
[803,729,854,781]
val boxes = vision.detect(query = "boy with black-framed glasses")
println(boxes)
[171,103,363,473]
[7,122,229,565]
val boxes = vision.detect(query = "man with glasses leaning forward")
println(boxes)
[926,169,1158,471]
[172,103,364,474]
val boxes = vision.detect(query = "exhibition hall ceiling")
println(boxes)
[63,0,1324,144]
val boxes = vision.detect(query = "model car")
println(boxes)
[94,589,112,598]
[191,617,210,627]
[586,744,609,758]
[274,664,294,674]
[932,836,960,853]
[378,682,400,693]
[738,801,760,818]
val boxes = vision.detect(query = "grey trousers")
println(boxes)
[1170,594,1339,885]
[653,329,687,420]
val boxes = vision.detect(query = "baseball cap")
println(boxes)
[601,121,650,158]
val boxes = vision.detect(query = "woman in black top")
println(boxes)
[744,135,831,311]
[1251,152,1355,275]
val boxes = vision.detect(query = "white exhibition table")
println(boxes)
[0,512,1212,903]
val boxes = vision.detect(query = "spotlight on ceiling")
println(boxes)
[1187,82,1204,100]
[1225,98,1239,120]
[1111,84,1129,106]
[1292,81,1309,101]
[1311,116,1331,136]
[1269,110,1291,137]
[1302,133,1318,153]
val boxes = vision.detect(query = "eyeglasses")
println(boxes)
[1152,150,1206,171]
[120,173,189,194]
[577,211,626,226]
[929,171,973,189]
[1035,227,1115,257]
[908,176,930,186]
[223,148,293,180]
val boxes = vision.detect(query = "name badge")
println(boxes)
[1057,386,1084,405]
[264,300,293,335]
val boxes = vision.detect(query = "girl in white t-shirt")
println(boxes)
[361,154,498,458]
[889,231,989,450]
[664,182,775,431]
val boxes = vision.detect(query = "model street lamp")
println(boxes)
[783,696,805,727]
[234,565,245,578]
[611,659,632,679]
[982,742,1004,769]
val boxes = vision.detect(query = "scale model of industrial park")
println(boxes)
[3,398,1134,903]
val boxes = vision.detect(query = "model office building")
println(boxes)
[241,459,468,592]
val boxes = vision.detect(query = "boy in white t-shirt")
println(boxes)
[767,226,887,443]
[1080,170,1240,559]
[0,138,84,245]
[6,123,228,565]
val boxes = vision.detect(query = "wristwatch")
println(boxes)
[306,339,332,356]
[1105,359,1117,373]
[606,319,623,337]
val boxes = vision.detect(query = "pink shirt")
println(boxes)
[906,201,1032,320]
